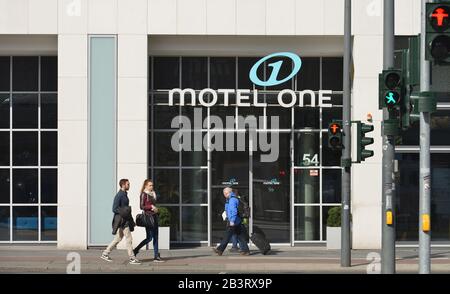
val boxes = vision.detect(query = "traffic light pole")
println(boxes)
[341,0,352,268]
[381,0,396,274]
[419,0,432,274]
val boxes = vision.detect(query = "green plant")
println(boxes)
[327,207,341,227]
[158,207,171,227]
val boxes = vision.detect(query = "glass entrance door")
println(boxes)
[210,131,291,244]
[252,133,291,243]
[211,132,249,243]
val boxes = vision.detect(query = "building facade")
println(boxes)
[0,0,449,249]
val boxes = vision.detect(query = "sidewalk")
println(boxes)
[1,245,450,274]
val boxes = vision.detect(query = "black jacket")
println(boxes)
[111,190,135,234]
[112,206,135,234]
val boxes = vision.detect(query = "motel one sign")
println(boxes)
[166,52,338,162]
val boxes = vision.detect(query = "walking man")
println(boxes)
[213,187,250,256]
[101,179,141,265]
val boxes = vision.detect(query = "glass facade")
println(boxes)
[395,36,450,243]
[396,112,450,243]
[148,56,343,244]
[0,56,58,243]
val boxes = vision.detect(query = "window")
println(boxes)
[149,56,343,243]
[393,37,450,243]
[397,153,450,242]
[0,56,58,243]
[12,57,38,92]
[398,110,450,146]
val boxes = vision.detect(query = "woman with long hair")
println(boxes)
[133,179,164,262]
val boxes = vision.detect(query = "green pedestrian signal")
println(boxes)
[379,69,404,122]
[356,122,374,162]
[384,90,400,109]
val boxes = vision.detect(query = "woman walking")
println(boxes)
[133,179,164,262]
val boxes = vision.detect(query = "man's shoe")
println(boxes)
[129,258,141,265]
[229,247,239,253]
[100,253,112,262]
[212,247,223,256]
[153,255,165,263]
[240,251,250,256]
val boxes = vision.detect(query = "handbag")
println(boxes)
[136,212,146,227]
[136,211,155,228]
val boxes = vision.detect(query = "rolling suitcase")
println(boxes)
[250,230,271,255]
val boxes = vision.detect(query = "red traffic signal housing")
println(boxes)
[327,122,343,150]
[426,3,450,63]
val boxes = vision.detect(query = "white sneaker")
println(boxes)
[129,258,141,265]
[100,253,112,262]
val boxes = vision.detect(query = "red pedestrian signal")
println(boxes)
[426,3,450,63]
[329,123,341,135]
[327,122,343,150]
[430,6,449,30]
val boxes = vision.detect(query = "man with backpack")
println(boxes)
[229,192,250,252]
[213,187,250,256]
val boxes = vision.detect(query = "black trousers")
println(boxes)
[217,224,249,252]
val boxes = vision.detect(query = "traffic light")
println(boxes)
[356,122,374,162]
[379,69,404,112]
[400,36,421,130]
[327,122,343,150]
[426,3,450,63]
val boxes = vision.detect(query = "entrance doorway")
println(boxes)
[211,131,291,244]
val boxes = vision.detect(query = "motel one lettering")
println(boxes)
[167,52,337,162]
[168,88,333,108]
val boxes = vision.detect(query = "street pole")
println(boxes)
[341,0,352,268]
[381,0,396,274]
[419,0,431,274]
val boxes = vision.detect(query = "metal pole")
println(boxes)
[419,0,431,274]
[341,0,351,268]
[381,0,396,274]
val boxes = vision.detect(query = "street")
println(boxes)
[1,245,450,274]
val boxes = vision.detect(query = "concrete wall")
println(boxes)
[0,0,423,249]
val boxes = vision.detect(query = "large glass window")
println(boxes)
[149,56,342,244]
[397,153,450,242]
[294,57,343,242]
[0,56,57,243]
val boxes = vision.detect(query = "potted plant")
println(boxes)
[326,207,341,250]
[156,207,171,250]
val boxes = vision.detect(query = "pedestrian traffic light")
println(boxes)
[400,37,420,130]
[356,121,374,162]
[379,69,403,112]
[426,3,450,63]
[327,122,343,150]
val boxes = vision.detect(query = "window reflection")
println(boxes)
[397,153,450,241]
[398,110,450,145]
[13,206,38,241]
[154,169,179,204]
[12,94,38,129]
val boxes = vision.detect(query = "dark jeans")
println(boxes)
[217,224,249,253]
[231,224,249,248]
[231,234,238,248]
[134,221,159,258]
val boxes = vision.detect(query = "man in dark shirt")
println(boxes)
[101,179,140,265]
